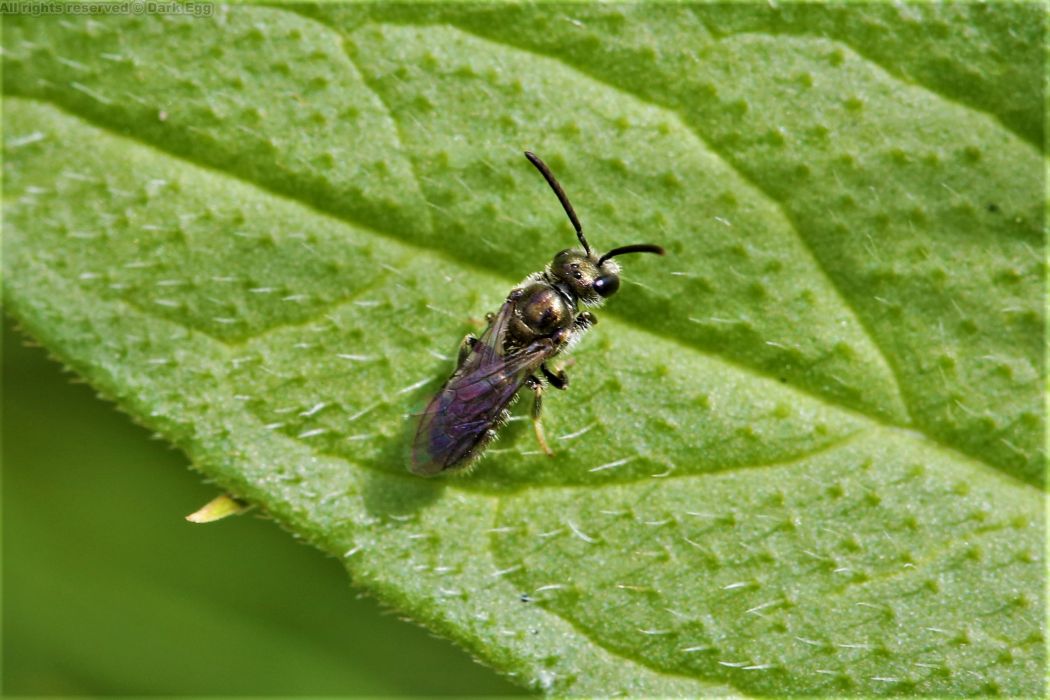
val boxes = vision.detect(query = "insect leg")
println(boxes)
[541,362,569,390]
[575,311,597,329]
[525,375,554,457]
[457,334,478,365]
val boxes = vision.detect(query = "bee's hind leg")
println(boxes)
[525,375,554,457]
[458,312,498,364]
[456,334,479,365]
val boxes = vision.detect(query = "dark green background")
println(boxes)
[3,318,526,696]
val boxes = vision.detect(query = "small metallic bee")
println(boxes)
[410,152,664,476]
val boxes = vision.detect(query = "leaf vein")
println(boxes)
[3,92,1033,488]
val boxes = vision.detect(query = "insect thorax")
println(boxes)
[507,279,576,347]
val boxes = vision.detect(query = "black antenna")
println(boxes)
[598,244,665,267]
[524,151,590,255]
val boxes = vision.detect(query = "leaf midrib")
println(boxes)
[7,93,1035,491]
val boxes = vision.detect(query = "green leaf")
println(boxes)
[3,4,1044,695]
[2,321,526,695]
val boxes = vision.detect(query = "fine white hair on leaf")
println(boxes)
[346,403,378,422]
[615,584,652,593]
[801,549,830,561]
[794,636,822,646]
[557,423,595,441]
[565,520,596,543]
[490,565,522,578]
[397,377,433,395]
[336,353,375,362]
[533,584,567,593]
[7,131,45,148]
[70,80,112,104]
[922,626,952,635]
[589,457,632,472]
[721,581,753,591]
[688,315,737,325]
[746,600,781,615]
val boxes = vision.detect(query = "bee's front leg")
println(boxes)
[575,311,597,330]
[541,362,569,390]
[525,375,554,457]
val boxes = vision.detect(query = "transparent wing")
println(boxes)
[411,300,556,475]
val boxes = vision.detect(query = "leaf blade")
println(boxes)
[3,4,1044,695]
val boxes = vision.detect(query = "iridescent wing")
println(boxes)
[411,300,556,475]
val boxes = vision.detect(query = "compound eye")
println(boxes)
[593,273,620,297]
